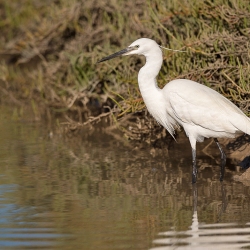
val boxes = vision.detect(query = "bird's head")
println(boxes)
[97,38,161,63]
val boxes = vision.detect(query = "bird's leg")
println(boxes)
[193,183,198,212]
[192,148,197,183]
[214,138,226,181]
[189,137,197,183]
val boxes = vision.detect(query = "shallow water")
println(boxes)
[0,106,250,249]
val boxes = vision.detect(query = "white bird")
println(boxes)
[98,38,250,183]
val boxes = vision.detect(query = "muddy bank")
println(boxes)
[0,0,250,144]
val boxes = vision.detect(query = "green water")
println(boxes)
[0,106,250,249]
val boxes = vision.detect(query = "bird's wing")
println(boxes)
[168,89,243,133]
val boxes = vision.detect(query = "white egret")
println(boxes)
[98,38,250,183]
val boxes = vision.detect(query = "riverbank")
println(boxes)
[0,0,249,142]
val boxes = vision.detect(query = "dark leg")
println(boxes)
[217,183,227,222]
[193,183,198,212]
[214,138,226,181]
[192,148,197,184]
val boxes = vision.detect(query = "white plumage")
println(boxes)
[98,38,250,183]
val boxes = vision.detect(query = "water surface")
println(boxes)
[0,106,250,249]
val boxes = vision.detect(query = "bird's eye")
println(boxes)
[135,45,140,49]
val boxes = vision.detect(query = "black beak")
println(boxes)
[97,47,133,63]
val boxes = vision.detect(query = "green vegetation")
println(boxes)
[0,0,250,140]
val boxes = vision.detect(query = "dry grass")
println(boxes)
[0,0,250,141]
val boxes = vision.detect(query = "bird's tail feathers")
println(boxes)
[231,114,250,135]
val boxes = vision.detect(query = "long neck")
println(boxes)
[137,49,177,137]
[138,51,163,107]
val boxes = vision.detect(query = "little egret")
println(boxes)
[98,38,250,183]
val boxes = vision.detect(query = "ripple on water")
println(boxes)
[0,183,71,249]
[151,211,250,250]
